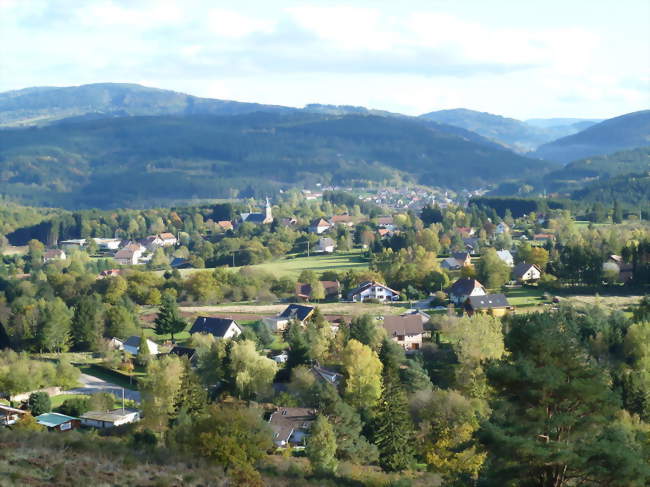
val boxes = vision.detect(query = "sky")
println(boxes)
[1,0,649,119]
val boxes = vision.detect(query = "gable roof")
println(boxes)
[278,304,314,321]
[447,278,485,297]
[382,314,424,337]
[159,232,176,240]
[241,212,266,223]
[451,252,471,263]
[348,280,399,297]
[169,346,197,360]
[310,218,331,227]
[466,293,511,310]
[513,262,541,279]
[124,336,157,349]
[190,316,240,337]
[441,257,461,268]
[43,249,64,259]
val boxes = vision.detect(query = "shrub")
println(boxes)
[28,392,51,416]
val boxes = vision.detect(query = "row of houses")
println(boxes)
[1,404,140,431]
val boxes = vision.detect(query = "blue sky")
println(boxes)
[1,0,648,119]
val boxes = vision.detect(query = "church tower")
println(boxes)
[264,197,273,224]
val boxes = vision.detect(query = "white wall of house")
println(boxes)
[391,333,423,351]
[450,286,486,305]
[352,285,399,302]
[520,267,541,281]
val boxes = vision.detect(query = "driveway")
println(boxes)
[64,373,141,402]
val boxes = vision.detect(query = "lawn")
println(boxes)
[50,394,89,409]
[504,286,551,308]
[164,250,370,279]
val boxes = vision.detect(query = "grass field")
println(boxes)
[164,250,370,279]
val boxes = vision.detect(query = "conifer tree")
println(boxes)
[306,415,338,476]
[373,368,414,472]
[154,292,186,343]
[71,294,104,351]
[172,357,207,422]
[136,331,151,366]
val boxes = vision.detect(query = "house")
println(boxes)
[279,217,298,227]
[189,317,242,339]
[465,294,513,317]
[269,407,316,447]
[533,233,555,242]
[295,281,341,301]
[496,250,515,267]
[170,257,191,269]
[496,222,510,234]
[309,218,331,234]
[513,263,542,283]
[382,314,424,351]
[452,252,472,267]
[330,214,356,227]
[109,337,125,350]
[59,239,86,249]
[463,237,480,254]
[263,304,315,332]
[272,351,288,363]
[316,237,336,253]
[240,198,273,224]
[401,309,431,325]
[375,216,395,230]
[441,257,462,270]
[114,243,144,266]
[169,346,198,364]
[159,232,177,247]
[446,278,487,305]
[123,336,160,356]
[142,235,165,251]
[217,220,233,231]
[378,228,393,238]
[0,405,27,426]
[603,257,634,283]
[43,249,66,263]
[92,238,122,250]
[80,408,140,429]
[35,413,79,432]
[347,281,400,302]
[311,365,343,386]
[457,227,476,237]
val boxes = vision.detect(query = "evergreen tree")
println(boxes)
[71,294,104,351]
[613,200,623,223]
[37,298,72,353]
[372,368,414,472]
[284,320,310,370]
[480,311,643,485]
[154,292,186,343]
[28,391,51,416]
[136,331,151,366]
[306,415,338,476]
[349,314,380,349]
[172,357,207,422]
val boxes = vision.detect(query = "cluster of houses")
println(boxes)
[43,232,179,267]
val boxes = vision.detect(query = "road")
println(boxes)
[64,373,141,402]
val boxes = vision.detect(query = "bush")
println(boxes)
[28,392,51,416]
[58,397,90,417]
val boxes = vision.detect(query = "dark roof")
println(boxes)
[278,304,314,321]
[446,278,485,296]
[269,407,316,443]
[169,346,197,360]
[382,315,424,337]
[189,316,240,337]
[241,212,266,223]
[452,252,470,262]
[170,257,191,268]
[465,293,511,310]
[513,262,540,279]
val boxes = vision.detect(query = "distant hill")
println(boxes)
[0,112,552,209]
[419,108,595,152]
[0,83,294,127]
[532,110,650,163]
[571,172,650,208]
[525,117,601,129]
[543,147,650,190]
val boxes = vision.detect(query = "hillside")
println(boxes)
[543,147,650,190]
[419,108,594,151]
[0,112,551,209]
[571,172,650,208]
[0,83,293,127]
[532,110,650,163]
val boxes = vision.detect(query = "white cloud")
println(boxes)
[206,8,274,38]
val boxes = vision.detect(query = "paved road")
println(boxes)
[64,373,141,402]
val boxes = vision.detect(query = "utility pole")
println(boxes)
[122,387,125,413]
[232,252,235,267]
[307,240,310,257]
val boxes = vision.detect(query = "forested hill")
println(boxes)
[0,112,551,209]
[532,110,650,163]
[0,83,294,127]
[419,108,597,152]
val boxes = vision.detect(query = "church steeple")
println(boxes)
[264,197,273,224]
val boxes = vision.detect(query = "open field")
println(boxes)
[179,301,410,317]
[1,245,27,256]
[163,250,370,279]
